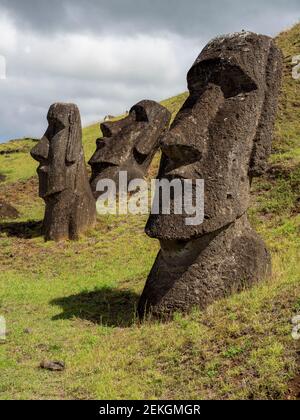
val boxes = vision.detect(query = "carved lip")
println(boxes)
[90,161,118,171]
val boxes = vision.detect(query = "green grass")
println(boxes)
[0,139,38,183]
[0,25,300,400]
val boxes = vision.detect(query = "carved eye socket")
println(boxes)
[30,136,50,162]
[47,118,65,139]
[188,59,257,98]
[130,105,149,122]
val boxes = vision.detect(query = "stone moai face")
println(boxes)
[31,103,82,198]
[31,103,96,241]
[146,32,283,241]
[138,32,283,318]
[89,100,171,196]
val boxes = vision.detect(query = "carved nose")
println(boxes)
[160,132,202,178]
[88,139,106,165]
[161,144,202,179]
[30,135,49,162]
[89,149,102,165]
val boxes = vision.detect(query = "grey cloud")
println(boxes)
[1,0,299,37]
[0,0,299,142]
[0,27,198,140]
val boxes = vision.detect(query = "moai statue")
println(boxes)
[31,103,96,241]
[138,32,283,318]
[89,100,171,197]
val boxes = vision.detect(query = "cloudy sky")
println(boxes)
[0,0,299,142]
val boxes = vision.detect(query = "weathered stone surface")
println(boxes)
[89,100,171,197]
[0,201,19,219]
[31,103,96,241]
[139,32,283,318]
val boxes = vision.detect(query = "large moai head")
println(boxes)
[89,100,171,197]
[146,32,283,241]
[138,32,283,318]
[31,103,96,241]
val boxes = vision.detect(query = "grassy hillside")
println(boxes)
[0,27,299,400]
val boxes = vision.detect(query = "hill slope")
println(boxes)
[0,27,299,400]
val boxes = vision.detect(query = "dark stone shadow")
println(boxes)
[50,287,140,328]
[0,220,43,239]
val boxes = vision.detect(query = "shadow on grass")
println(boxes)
[0,220,43,239]
[50,287,140,328]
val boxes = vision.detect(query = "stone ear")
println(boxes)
[249,41,283,177]
[66,110,82,164]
